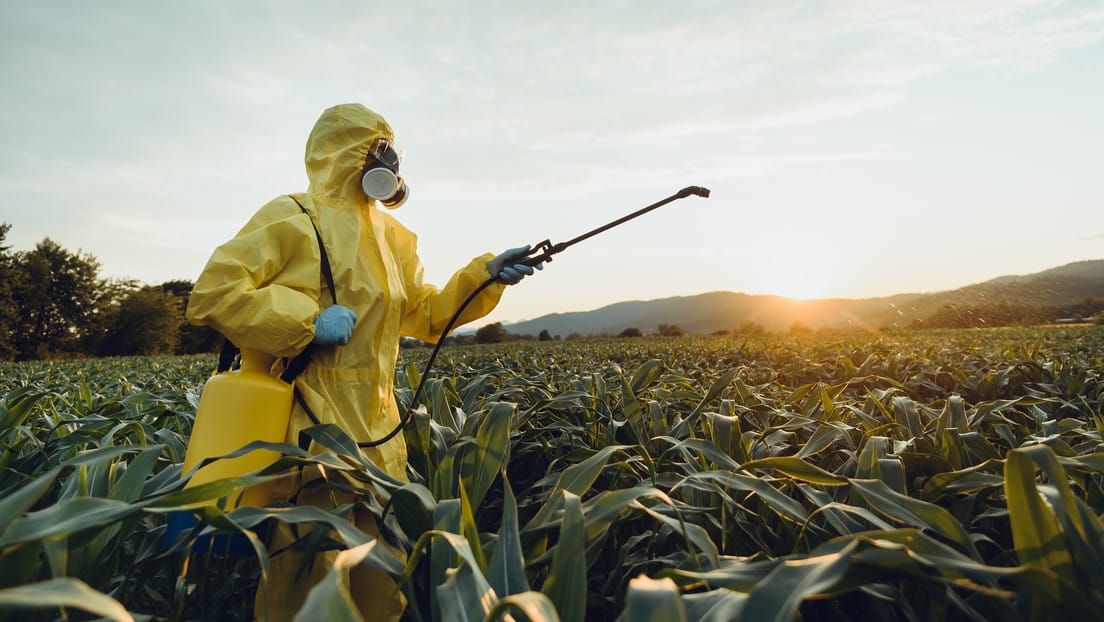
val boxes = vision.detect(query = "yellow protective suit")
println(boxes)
[185,103,507,622]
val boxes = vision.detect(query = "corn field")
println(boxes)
[1,326,1102,621]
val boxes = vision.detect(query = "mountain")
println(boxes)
[503,260,1104,336]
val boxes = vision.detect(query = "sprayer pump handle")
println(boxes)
[521,239,559,267]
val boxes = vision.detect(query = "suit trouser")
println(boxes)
[253,467,406,622]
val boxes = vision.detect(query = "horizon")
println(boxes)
[497,257,1104,326]
[2,2,1103,327]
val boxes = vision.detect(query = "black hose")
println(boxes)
[358,185,709,448]
[358,275,497,448]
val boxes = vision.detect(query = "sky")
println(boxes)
[2,1,1103,328]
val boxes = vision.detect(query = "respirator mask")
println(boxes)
[360,138,409,209]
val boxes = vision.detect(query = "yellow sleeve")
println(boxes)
[185,199,322,358]
[393,223,507,344]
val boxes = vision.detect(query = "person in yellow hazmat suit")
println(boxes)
[185,103,540,622]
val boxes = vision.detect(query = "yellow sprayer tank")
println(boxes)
[180,348,293,508]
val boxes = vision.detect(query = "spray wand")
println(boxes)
[359,185,711,448]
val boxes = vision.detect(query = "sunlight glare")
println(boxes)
[756,242,842,300]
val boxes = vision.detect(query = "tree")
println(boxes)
[100,286,181,355]
[657,323,683,337]
[618,327,642,338]
[475,322,508,344]
[538,329,552,341]
[789,320,812,334]
[9,238,109,359]
[161,279,221,354]
[734,320,765,335]
[0,224,18,359]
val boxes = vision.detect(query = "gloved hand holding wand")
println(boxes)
[488,245,544,285]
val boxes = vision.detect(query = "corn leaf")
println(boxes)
[616,575,687,622]
[541,491,587,622]
[486,591,561,622]
[488,473,529,598]
[850,479,977,557]
[0,577,134,622]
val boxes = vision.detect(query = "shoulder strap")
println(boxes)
[288,194,337,306]
[215,195,339,377]
[280,195,337,385]
[215,337,239,373]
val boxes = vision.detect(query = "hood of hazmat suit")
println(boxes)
[186,103,507,479]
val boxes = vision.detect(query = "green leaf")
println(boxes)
[891,396,925,438]
[436,563,495,622]
[936,395,969,441]
[806,501,894,536]
[489,474,529,598]
[0,539,40,589]
[796,424,845,459]
[681,589,747,622]
[738,540,859,622]
[388,483,438,541]
[678,471,808,525]
[0,390,45,430]
[107,445,162,502]
[619,374,648,445]
[575,486,669,538]
[704,412,745,462]
[921,459,1005,498]
[666,558,779,592]
[877,457,906,494]
[0,577,134,622]
[527,445,629,529]
[458,481,488,575]
[740,456,848,486]
[486,591,562,622]
[299,425,405,487]
[294,540,389,622]
[657,437,741,471]
[0,497,139,548]
[629,359,664,394]
[1005,445,1104,612]
[404,530,499,622]
[432,498,463,608]
[0,467,61,540]
[855,436,891,480]
[223,505,406,575]
[850,479,977,557]
[1005,448,1074,579]
[671,368,739,438]
[616,575,687,622]
[541,491,587,622]
[458,402,514,510]
[633,501,720,569]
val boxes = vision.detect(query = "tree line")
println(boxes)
[0,223,696,361]
[7,223,1100,361]
[0,224,220,361]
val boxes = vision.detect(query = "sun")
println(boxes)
[756,247,841,300]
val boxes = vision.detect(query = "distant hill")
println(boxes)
[502,260,1104,336]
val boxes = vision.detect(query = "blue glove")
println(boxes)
[313,305,357,345]
[488,245,543,285]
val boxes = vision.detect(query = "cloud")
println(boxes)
[3,1,1103,301]
[837,0,1104,70]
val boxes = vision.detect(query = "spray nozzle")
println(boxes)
[679,186,711,198]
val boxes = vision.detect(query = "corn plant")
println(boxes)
[0,326,1101,621]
